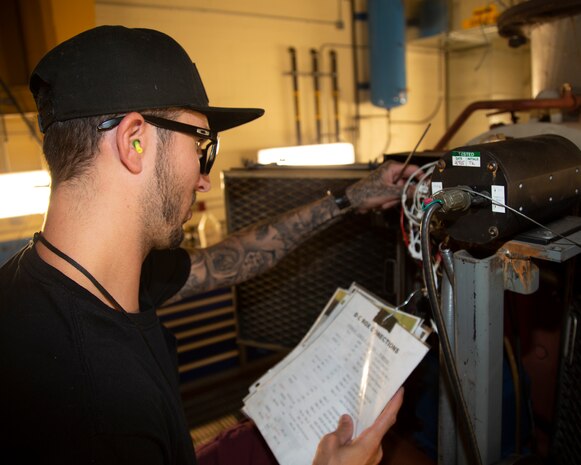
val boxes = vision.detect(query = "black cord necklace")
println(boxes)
[33,231,177,390]
[34,232,125,312]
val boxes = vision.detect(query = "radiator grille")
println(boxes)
[224,166,402,349]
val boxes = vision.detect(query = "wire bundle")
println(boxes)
[400,160,438,261]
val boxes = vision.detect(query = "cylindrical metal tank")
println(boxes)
[531,14,581,97]
[368,0,407,109]
[430,134,581,244]
[498,0,581,97]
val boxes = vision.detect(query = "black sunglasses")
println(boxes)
[97,114,219,175]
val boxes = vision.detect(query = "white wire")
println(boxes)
[412,167,436,224]
[401,160,439,260]
[402,161,438,226]
[408,225,422,260]
[432,255,441,291]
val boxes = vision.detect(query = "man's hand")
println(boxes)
[346,161,419,212]
[312,388,404,465]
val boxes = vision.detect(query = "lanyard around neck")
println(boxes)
[33,231,178,390]
[33,232,126,313]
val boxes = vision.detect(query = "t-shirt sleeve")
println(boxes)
[140,248,191,307]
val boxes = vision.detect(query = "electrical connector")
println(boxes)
[433,188,472,213]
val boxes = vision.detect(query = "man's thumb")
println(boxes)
[335,414,354,445]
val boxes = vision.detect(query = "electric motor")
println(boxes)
[430,134,581,244]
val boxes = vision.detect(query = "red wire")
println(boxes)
[400,207,409,246]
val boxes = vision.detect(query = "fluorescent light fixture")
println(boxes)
[0,170,51,219]
[257,142,355,166]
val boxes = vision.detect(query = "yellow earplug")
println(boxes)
[133,140,143,154]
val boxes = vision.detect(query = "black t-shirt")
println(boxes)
[0,242,196,465]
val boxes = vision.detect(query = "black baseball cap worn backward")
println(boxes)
[30,25,264,133]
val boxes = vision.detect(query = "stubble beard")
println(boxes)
[144,145,188,250]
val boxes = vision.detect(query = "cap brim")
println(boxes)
[194,106,265,132]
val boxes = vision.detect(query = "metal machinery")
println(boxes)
[427,135,581,465]
[431,135,581,245]
[421,2,581,464]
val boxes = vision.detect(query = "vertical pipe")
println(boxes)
[329,49,340,142]
[310,49,322,144]
[349,0,360,141]
[288,47,302,146]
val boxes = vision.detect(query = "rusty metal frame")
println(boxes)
[439,218,581,464]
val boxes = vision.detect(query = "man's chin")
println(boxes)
[168,228,185,249]
[151,228,184,251]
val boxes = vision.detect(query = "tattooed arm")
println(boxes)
[166,194,340,302]
[345,159,419,212]
[166,161,418,303]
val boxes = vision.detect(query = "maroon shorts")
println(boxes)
[196,420,279,465]
[195,420,434,465]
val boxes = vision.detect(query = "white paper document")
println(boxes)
[242,285,430,465]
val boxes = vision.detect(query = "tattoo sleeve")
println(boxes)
[345,161,401,209]
[165,194,343,303]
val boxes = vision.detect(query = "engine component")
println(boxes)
[430,134,581,244]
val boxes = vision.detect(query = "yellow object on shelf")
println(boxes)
[462,3,499,29]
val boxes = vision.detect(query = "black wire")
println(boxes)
[507,293,537,452]
[420,202,484,465]
[96,1,339,26]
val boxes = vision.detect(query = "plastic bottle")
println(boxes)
[197,201,223,248]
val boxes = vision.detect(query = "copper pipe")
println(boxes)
[434,85,581,150]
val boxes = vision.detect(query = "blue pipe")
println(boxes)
[368,0,407,109]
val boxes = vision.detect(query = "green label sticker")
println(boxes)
[451,150,481,167]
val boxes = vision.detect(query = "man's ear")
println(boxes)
[115,112,148,174]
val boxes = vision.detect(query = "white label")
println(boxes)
[491,185,506,213]
[431,182,443,195]
[451,150,481,167]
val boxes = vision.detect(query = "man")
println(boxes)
[0,26,416,465]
